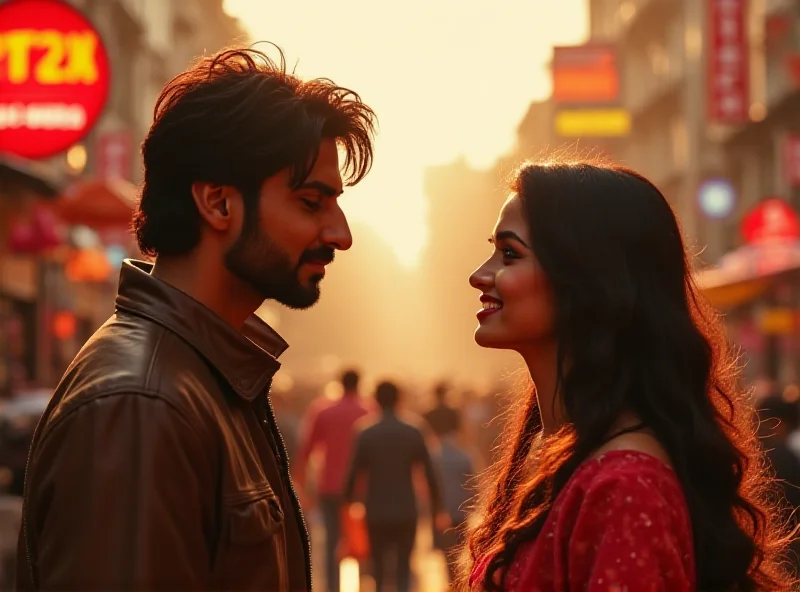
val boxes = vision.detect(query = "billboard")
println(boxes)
[0,0,111,160]
[552,44,628,138]
[552,44,620,105]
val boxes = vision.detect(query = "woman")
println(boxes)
[463,162,795,591]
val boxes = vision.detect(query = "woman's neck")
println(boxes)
[520,344,561,435]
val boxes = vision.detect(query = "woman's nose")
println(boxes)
[469,261,494,291]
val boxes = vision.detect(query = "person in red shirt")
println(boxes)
[464,161,796,591]
[295,369,369,592]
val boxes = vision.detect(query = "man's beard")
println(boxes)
[224,224,333,310]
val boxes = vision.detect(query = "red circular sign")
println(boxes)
[0,0,110,160]
[741,197,800,244]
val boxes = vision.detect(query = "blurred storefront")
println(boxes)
[584,0,800,385]
[700,0,800,384]
[718,0,800,246]
[589,0,710,246]
[0,0,126,394]
[0,0,248,396]
[699,198,800,385]
[0,155,64,398]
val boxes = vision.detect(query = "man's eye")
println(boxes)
[301,198,322,211]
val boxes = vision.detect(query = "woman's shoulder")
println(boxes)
[506,451,695,590]
[542,449,692,554]
[580,448,677,479]
[564,449,686,510]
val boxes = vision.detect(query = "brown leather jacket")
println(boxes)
[16,260,311,591]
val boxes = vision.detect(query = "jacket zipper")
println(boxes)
[263,386,313,591]
[22,485,35,589]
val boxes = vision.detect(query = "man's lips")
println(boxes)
[302,260,332,275]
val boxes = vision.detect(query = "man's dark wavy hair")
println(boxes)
[464,161,797,591]
[133,44,377,258]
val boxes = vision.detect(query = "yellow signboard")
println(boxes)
[555,108,631,138]
[758,307,796,335]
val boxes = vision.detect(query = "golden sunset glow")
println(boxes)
[223,0,588,267]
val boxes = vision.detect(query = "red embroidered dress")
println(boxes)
[470,451,695,591]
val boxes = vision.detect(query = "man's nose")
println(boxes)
[322,205,353,251]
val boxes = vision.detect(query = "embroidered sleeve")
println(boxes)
[566,470,692,591]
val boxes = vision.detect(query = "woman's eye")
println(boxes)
[502,246,519,260]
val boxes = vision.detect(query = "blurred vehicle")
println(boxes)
[0,390,49,589]
[0,389,51,496]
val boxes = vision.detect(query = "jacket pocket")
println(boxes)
[214,487,288,590]
[226,489,285,545]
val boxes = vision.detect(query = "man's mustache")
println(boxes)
[299,247,335,266]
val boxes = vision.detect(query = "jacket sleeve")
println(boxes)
[24,392,215,591]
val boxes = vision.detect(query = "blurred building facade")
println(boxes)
[0,0,247,396]
[581,0,800,386]
[67,0,247,185]
[590,0,707,252]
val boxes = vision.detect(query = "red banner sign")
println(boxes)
[0,0,111,160]
[708,0,749,124]
[96,130,132,180]
[785,135,800,188]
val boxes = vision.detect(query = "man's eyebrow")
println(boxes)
[295,180,342,197]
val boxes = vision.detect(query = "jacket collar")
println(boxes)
[114,259,289,402]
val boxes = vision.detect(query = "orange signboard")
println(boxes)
[552,45,620,105]
[0,0,111,160]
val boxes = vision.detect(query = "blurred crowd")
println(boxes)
[275,370,502,590]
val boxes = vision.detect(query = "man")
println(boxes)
[295,369,369,592]
[17,46,376,591]
[423,381,461,439]
[344,381,447,592]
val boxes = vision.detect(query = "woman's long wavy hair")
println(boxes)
[464,162,795,591]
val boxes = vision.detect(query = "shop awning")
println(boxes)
[54,178,138,231]
[696,241,800,308]
[0,153,64,198]
[696,273,773,309]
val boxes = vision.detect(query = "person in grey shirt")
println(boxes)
[432,417,475,584]
[343,381,448,592]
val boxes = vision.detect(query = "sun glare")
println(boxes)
[222,0,588,267]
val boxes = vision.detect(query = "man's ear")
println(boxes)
[191,182,236,231]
